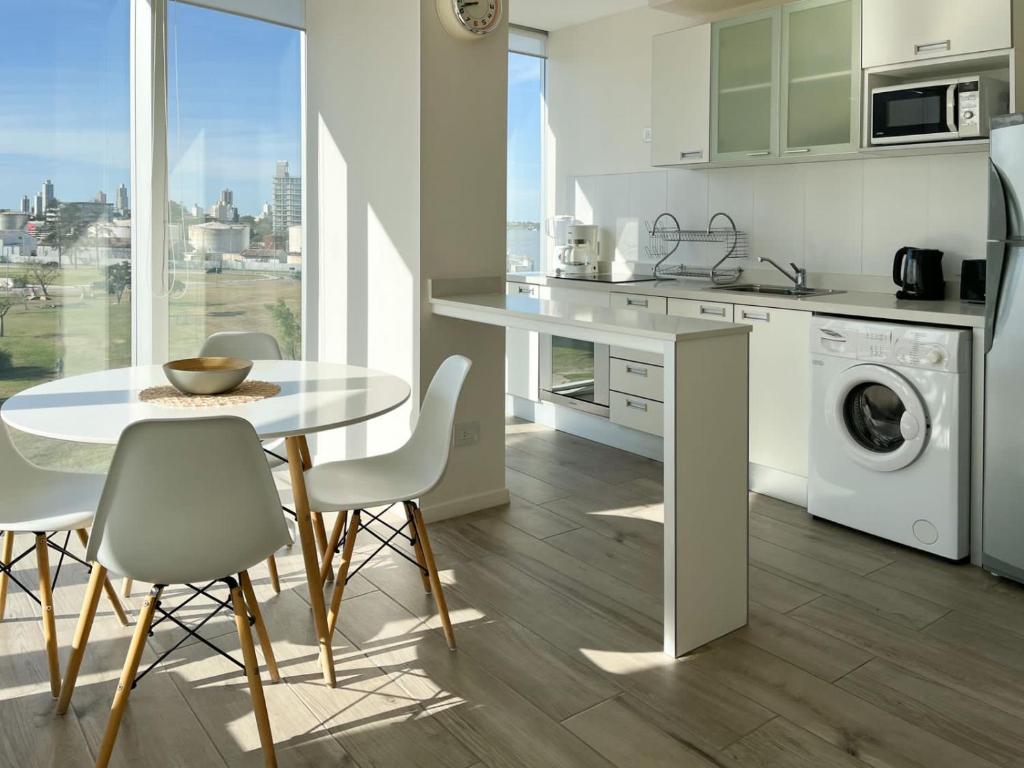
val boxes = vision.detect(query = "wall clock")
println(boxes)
[436,0,503,40]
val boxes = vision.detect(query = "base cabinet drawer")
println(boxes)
[610,293,668,314]
[610,391,664,436]
[610,357,665,402]
[667,297,734,321]
[610,346,663,366]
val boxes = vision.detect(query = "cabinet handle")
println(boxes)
[746,151,771,157]
[625,365,649,377]
[516,285,534,295]
[914,39,951,55]
[741,309,771,322]
[784,148,810,154]
[699,305,727,317]
[625,399,649,412]
[680,150,704,160]
[626,297,649,308]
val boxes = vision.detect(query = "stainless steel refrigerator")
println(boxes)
[984,113,1024,581]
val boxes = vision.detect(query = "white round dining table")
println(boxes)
[0,360,410,445]
[0,360,411,688]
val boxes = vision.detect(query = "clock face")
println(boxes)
[443,0,502,37]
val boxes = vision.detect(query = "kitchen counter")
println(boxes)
[507,272,986,329]
[430,277,750,658]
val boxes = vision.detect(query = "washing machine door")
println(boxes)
[826,364,929,472]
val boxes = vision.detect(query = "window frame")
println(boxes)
[130,0,310,364]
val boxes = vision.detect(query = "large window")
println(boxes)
[166,1,303,359]
[0,0,131,407]
[507,34,546,274]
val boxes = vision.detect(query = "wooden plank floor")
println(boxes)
[3,418,1024,767]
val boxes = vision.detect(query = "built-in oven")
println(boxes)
[869,75,1008,145]
[539,334,610,417]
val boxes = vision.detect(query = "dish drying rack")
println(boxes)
[645,211,748,284]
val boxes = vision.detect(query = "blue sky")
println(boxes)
[507,52,544,223]
[0,0,301,216]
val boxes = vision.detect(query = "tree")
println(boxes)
[267,299,301,359]
[0,292,16,338]
[41,200,82,267]
[24,258,59,299]
[106,261,131,304]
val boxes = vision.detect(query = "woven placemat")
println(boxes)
[138,380,281,408]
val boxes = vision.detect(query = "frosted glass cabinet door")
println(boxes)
[781,0,860,156]
[711,9,780,161]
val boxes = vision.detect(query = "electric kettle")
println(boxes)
[893,247,945,300]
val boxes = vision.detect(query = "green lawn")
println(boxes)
[1,263,301,470]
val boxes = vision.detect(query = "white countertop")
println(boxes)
[430,292,750,353]
[508,273,986,329]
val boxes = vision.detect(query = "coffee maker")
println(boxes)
[554,224,602,277]
[893,247,945,300]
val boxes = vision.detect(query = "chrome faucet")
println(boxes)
[757,256,807,290]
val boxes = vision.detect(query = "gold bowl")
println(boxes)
[163,357,253,395]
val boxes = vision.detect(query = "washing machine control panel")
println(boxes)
[811,318,968,373]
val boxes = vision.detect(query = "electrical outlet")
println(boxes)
[642,126,652,144]
[453,421,480,448]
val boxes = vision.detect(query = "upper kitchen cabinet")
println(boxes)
[862,0,1011,69]
[781,0,860,156]
[711,9,781,161]
[652,24,711,166]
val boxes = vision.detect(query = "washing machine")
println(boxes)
[808,316,971,559]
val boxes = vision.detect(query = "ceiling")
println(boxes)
[509,0,649,32]
[509,0,766,31]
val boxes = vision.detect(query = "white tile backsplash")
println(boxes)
[568,151,987,281]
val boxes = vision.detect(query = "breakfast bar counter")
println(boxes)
[430,277,751,657]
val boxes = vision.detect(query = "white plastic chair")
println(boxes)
[0,424,128,698]
[56,416,292,768]
[123,331,291,599]
[305,355,472,650]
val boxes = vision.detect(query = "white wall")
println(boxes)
[550,5,988,284]
[306,0,508,519]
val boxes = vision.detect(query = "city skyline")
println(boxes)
[1,0,301,218]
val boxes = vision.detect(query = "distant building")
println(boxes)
[207,188,238,223]
[95,191,107,205]
[0,229,38,260]
[115,183,129,214]
[0,212,29,230]
[256,202,272,222]
[20,196,30,214]
[190,203,203,219]
[288,224,302,255]
[41,179,54,215]
[188,221,250,255]
[33,193,43,218]
[272,161,301,235]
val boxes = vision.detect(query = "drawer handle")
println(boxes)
[680,150,704,160]
[741,310,770,322]
[699,305,726,317]
[746,151,771,157]
[517,285,534,295]
[626,399,649,412]
[626,298,649,308]
[625,365,648,377]
[914,39,951,54]
[784,148,810,154]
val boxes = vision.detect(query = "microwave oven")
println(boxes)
[870,76,1009,145]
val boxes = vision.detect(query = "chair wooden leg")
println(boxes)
[56,563,108,715]
[239,570,281,683]
[311,512,330,577]
[319,511,348,586]
[75,529,129,627]
[326,511,360,637]
[285,436,335,687]
[34,534,61,697]
[95,585,162,768]
[404,502,432,594]
[410,506,456,651]
[265,555,280,595]
[121,577,133,598]
[0,530,14,622]
[230,580,278,768]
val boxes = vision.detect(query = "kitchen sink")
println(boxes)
[711,284,844,298]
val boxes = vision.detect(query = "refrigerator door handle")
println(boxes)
[986,160,1011,353]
